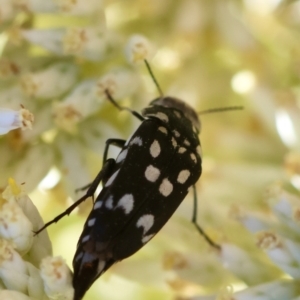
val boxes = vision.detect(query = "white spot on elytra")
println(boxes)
[97,260,106,274]
[173,130,180,137]
[196,145,202,157]
[82,235,90,243]
[125,132,134,146]
[150,140,161,158]
[136,214,154,234]
[116,194,134,214]
[145,165,160,182]
[190,153,197,163]
[130,136,143,146]
[142,234,155,244]
[177,170,191,184]
[105,169,120,187]
[75,252,83,262]
[155,112,169,122]
[80,252,95,266]
[94,201,103,210]
[174,111,181,118]
[158,126,167,134]
[88,218,96,227]
[159,178,173,197]
[171,137,177,148]
[116,149,128,163]
[184,139,190,146]
[105,196,114,209]
[178,147,186,154]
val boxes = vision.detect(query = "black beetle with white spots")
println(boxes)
[71,96,207,300]
[35,60,241,300]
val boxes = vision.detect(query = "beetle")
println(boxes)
[36,60,241,300]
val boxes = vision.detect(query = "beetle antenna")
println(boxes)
[144,59,164,97]
[198,106,243,115]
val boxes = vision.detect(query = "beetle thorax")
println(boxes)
[144,96,200,132]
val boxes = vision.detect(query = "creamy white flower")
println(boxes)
[1,178,52,258]
[40,256,73,299]
[14,0,57,13]
[96,68,139,100]
[3,178,52,262]
[0,200,33,254]
[0,239,46,298]
[266,187,300,236]
[229,205,275,233]
[0,290,32,300]
[20,63,78,99]
[0,179,53,298]
[256,231,281,250]
[55,0,103,15]
[13,144,54,192]
[63,27,115,61]
[25,262,45,298]
[52,102,82,134]
[125,34,155,63]
[0,239,27,292]
[257,232,300,279]
[232,279,300,300]
[55,136,92,199]
[192,280,300,300]
[80,116,123,154]
[22,28,65,54]
[52,79,101,132]
[0,108,34,135]
[221,243,278,285]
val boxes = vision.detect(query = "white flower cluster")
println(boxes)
[0,0,155,193]
[188,186,300,300]
[1,1,300,299]
[0,179,73,300]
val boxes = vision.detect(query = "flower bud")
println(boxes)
[0,239,27,292]
[125,34,155,64]
[40,256,73,299]
[96,68,139,100]
[257,231,300,279]
[0,108,33,135]
[0,179,33,253]
[20,63,78,99]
